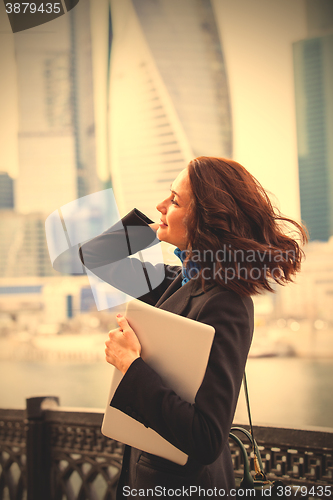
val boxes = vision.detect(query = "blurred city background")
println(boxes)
[0,0,332,428]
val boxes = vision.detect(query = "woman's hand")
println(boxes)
[105,314,141,375]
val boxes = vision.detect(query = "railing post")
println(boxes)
[26,396,59,500]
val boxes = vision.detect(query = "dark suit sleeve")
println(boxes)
[78,208,175,305]
[110,291,253,464]
[79,208,158,269]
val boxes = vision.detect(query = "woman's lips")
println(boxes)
[159,220,168,227]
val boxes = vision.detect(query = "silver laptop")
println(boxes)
[101,299,215,465]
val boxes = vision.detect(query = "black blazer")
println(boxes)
[80,209,254,499]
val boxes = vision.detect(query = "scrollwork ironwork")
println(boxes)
[0,412,27,500]
[48,419,123,500]
[1,408,332,500]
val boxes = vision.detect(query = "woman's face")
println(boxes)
[156,168,192,250]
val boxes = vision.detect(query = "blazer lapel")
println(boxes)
[156,274,196,316]
[155,273,182,307]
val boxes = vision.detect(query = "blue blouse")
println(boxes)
[174,248,200,286]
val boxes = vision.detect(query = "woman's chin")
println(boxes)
[155,228,162,240]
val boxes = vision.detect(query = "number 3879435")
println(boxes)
[276,485,332,497]
[5,3,61,14]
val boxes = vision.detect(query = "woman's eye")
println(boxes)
[171,198,178,205]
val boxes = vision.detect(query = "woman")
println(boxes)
[80,157,307,498]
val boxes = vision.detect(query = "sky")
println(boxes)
[0,0,308,221]
[212,0,307,220]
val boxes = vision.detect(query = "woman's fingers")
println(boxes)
[116,314,141,352]
[108,327,120,337]
[105,314,141,374]
[116,314,129,330]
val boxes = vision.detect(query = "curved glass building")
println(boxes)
[108,0,232,219]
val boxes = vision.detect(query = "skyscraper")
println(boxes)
[2,0,101,278]
[0,212,56,277]
[0,172,14,209]
[15,0,100,215]
[108,0,232,219]
[293,1,333,241]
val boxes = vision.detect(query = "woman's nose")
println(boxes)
[156,199,167,214]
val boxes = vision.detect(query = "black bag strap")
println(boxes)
[242,371,266,480]
[243,372,254,441]
[229,373,285,496]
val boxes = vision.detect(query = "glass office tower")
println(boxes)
[108,0,232,219]
[15,0,99,215]
[293,0,333,241]
[293,34,333,241]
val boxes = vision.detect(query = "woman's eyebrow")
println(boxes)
[170,185,181,198]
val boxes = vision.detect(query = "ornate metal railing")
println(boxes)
[0,408,26,500]
[0,397,332,500]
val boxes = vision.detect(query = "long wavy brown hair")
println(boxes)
[184,156,308,296]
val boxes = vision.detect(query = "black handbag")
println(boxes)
[229,373,283,498]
